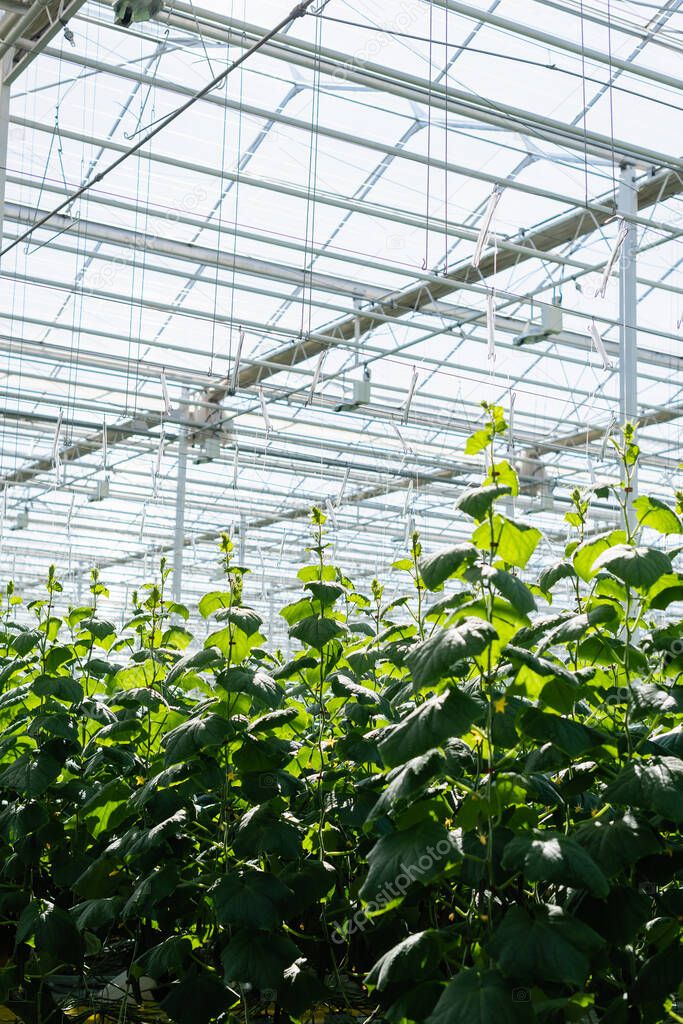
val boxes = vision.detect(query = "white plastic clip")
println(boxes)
[589,319,613,370]
[595,219,628,299]
[472,185,503,269]
[160,369,172,417]
[403,366,418,424]
[259,386,272,435]
[231,328,245,394]
[53,408,63,485]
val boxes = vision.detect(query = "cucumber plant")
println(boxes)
[0,410,681,1024]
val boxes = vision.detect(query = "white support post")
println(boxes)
[618,162,638,515]
[172,395,188,605]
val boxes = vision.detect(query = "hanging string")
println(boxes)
[300,12,323,342]
[423,0,434,271]
[579,0,589,208]
[444,3,449,273]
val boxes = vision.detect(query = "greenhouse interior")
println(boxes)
[0,0,682,1021]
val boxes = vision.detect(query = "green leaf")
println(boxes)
[420,544,477,590]
[536,603,618,649]
[539,561,577,593]
[502,834,609,897]
[233,805,301,859]
[366,930,442,992]
[367,750,444,822]
[160,967,234,1024]
[136,936,193,980]
[406,618,497,688]
[592,544,672,589]
[0,751,61,796]
[572,530,626,582]
[426,968,532,1024]
[480,565,536,615]
[163,714,234,764]
[488,904,603,986]
[215,607,263,636]
[32,674,83,703]
[198,591,232,618]
[633,495,683,535]
[165,647,221,686]
[633,944,683,1003]
[472,516,541,569]
[289,615,344,649]
[519,707,607,757]
[604,756,683,821]
[221,929,299,990]
[456,485,512,521]
[648,573,683,610]
[211,871,291,931]
[360,821,460,901]
[379,688,485,768]
[574,811,660,877]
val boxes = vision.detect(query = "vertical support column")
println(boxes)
[618,162,638,515]
[0,52,11,253]
[172,394,188,605]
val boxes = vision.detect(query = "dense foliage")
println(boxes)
[1,409,682,1024]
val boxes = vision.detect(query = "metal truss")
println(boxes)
[0,0,682,626]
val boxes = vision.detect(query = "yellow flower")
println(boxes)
[493,696,507,714]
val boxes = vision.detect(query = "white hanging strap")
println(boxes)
[486,290,496,363]
[589,318,613,370]
[139,503,147,542]
[307,350,326,406]
[192,534,198,563]
[336,466,350,507]
[677,312,683,330]
[231,327,245,394]
[0,488,7,555]
[160,369,172,417]
[403,366,418,424]
[258,548,266,598]
[66,490,76,534]
[402,479,414,518]
[232,445,239,489]
[404,513,415,548]
[278,531,287,565]
[153,429,165,497]
[102,415,108,475]
[392,421,412,455]
[600,412,617,460]
[508,389,516,453]
[595,218,629,299]
[53,408,63,485]
[325,498,337,528]
[472,185,503,269]
[259,386,272,435]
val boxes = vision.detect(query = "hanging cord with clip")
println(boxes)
[1,0,316,259]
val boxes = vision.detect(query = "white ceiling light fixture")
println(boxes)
[513,301,563,347]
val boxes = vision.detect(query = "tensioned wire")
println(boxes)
[0,0,319,260]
